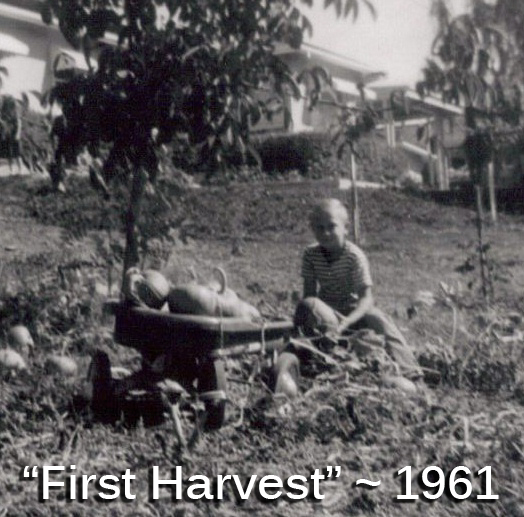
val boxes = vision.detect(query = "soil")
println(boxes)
[1,173,524,516]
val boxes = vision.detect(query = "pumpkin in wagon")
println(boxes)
[168,267,261,320]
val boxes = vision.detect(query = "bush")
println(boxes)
[255,132,331,175]
[221,132,407,182]
[20,106,53,172]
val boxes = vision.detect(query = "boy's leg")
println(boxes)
[294,297,340,336]
[357,307,422,379]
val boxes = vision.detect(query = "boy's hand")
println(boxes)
[335,323,348,336]
[323,330,340,346]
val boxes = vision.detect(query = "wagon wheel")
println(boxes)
[86,349,119,423]
[197,358,227,430]
[270,352,300,398]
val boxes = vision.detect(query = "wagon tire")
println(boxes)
[86,349,119,423]
[270,352,300,398]
[198,359,227,430]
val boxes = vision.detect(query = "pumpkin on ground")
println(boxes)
[381,374,418,394]
[8,325,34,353]
[45,355,78,377]
[0,348,27,372]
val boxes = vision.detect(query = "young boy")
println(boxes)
[294,198,422,379]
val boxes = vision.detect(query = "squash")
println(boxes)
[122,267,145,305]
[45,355,78,377]
[8,325,34,352]
[136,269,171,309]
[168,267,261,320]
[381,374,418,394]
[0,348,27,371]
[122,268,170,309]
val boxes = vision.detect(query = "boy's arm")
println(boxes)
[303,277,317,298]
[301,248,317,298]
[335,286,374,334]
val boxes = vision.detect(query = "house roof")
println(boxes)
[404,90,464,116]
[1,0,41,12]
[373,85,464,116]
[274,42,385,85]
[0,1,47,28]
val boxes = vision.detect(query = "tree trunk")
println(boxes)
[350,151,360,245]
[122,166,147,285]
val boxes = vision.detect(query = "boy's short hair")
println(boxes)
[309,198,349,226]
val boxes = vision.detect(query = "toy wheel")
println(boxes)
[270,352,300,398]
[87,349,119,423]
[197,359,227,430]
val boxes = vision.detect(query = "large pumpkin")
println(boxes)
[137,269,171,309]
[168,268,260,320]
[122,268,170,309]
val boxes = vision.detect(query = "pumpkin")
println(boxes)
[0,348,27,371]
[381,375,418,394]
[168,267,261,320]
[8,325,34,352]
[136,269,171,309]
[122,268,170,309]
[45,355,78,377]
[122,267,145,305]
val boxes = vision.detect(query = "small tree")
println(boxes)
[42,0,374,278]
[418,0,524,301]
[419,0,522,173]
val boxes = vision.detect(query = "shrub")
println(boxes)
[255,132,331,175]
[20,106,53,172]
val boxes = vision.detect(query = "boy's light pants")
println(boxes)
[294,297,422,379]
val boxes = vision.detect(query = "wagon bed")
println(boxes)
[105,300,294,362]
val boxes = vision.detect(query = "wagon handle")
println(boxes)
[212,266,228,295]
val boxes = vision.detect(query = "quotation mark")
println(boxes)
[325,466,341,478]
[23,466,38,478]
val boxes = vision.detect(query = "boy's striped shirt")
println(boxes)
[301,241,373,315]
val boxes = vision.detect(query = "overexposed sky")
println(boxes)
[305,0,470,87]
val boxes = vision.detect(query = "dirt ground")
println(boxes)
[1,174,524,516]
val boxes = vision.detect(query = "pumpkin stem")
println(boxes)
[213,267,228,294]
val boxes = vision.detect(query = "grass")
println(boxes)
[1,173,524,516]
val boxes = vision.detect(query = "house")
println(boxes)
[372,86,466,189]
[0,0,90,109]
[254,42,384,134]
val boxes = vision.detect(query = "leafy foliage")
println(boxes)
[42,0,372,172]
[41,0,375,272]
[419,0,522,128]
